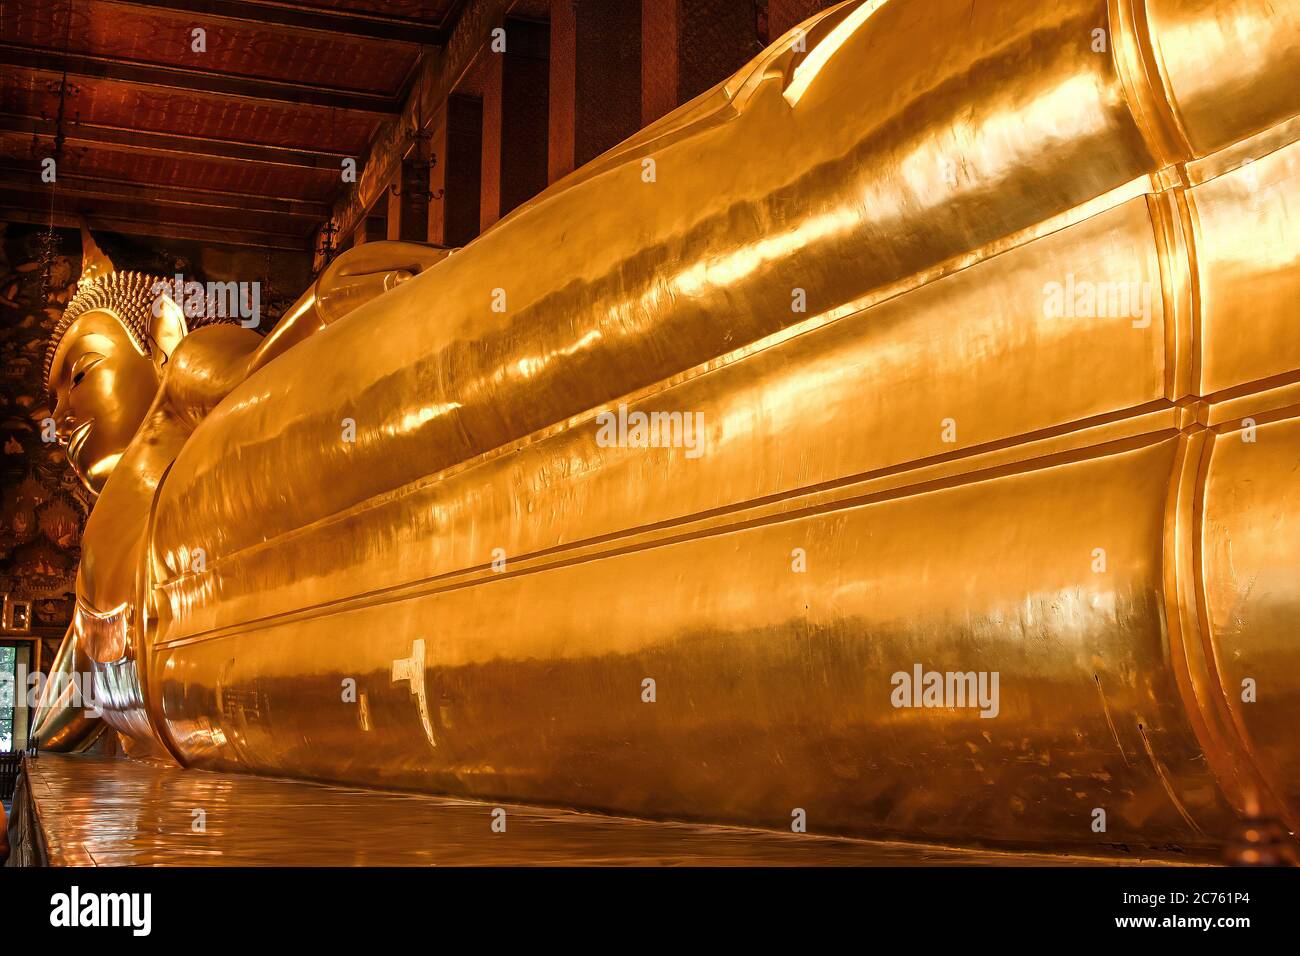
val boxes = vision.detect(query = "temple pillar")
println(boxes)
[351,211,385,247]
[386,178,402,242]
[549,1,643,183]
[641,0,762,126]
[549,1,577,183]
[480,17,550,232]
[429,94,484,247]
[387,151,433,242]
[641,0,679,126]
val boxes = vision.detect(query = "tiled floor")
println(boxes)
[21,754,1196,866]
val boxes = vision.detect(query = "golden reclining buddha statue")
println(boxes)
[30,0,1300,855]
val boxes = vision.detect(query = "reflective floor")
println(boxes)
[19,754,1202,866]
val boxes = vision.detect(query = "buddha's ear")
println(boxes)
[149,288,189,370]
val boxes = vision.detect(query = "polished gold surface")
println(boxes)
[28,623,105,754]
[32,0,1300,856]
[15,753,1195,866]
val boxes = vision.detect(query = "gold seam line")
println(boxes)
[157,428,1180,649]
[158,399,1183,606]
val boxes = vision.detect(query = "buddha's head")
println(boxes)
[44,229,233,496]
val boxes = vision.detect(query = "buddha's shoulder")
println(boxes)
[162,324,263,421]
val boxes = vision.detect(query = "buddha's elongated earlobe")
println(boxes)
[149,292,189,370]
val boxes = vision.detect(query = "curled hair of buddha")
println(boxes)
[44,270,240,390]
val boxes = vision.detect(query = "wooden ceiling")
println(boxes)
[0,0,469,251]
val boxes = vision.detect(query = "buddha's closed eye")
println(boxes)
[70,352,106,388]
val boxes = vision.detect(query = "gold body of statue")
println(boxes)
[33,0,1300,854]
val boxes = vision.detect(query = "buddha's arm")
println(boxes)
[244,241,454,378]
[164,323,268,429]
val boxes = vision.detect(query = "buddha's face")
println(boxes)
[48,311,160,496]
